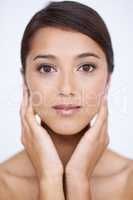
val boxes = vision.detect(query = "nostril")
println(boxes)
[59,92,75,97]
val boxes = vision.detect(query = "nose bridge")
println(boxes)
[58,69,76,95]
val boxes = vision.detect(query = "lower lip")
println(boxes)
[53,107,81,116]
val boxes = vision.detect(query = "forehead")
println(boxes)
[29,26,105,59]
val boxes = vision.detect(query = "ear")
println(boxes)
[22,77,30,96]
[105,73,112,95]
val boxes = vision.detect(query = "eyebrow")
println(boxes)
[33,52,101,61]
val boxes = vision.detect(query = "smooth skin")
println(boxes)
[21,81,109,200]
[0,27,133,200]
[21,83,65,200]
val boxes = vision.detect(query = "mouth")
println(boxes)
[52,104,82,116]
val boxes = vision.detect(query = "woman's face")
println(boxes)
[25,27,110,135]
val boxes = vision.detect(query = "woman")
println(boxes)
[0,1,133,199]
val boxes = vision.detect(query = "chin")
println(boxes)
[49,126,83,136]
[40,117,91,136]
[37,105,98,135]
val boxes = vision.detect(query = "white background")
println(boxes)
[0,0,133,162]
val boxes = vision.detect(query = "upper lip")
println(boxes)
[52,104,81,110]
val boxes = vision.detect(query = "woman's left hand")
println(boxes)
[65,95,109,181]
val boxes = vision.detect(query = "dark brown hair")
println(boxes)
[20,0,114,75]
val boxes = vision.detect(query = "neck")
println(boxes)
[40,120,90,167]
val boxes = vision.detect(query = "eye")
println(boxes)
[37,64,56,74]
[78,63,96,73]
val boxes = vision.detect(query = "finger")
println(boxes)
[99,116,109,145]
[91,95,108,134]
[98,99,108,135]
[25,90,41,132]
[20,83,29,124]
[23,83,29,107]
[20,84,31,144]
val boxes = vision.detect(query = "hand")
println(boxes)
[19,83,64,181]
[65,95,109,181]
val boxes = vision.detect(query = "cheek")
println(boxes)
[81,78,107,118]
[30,87,60,120]
[83,82,106,105]
[28,71,107,120]
[27,76,51,105]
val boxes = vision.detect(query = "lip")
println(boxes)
[52,104,81,116]
[52,104,81,110]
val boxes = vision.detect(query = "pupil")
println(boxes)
[44,65,51,72]
[83,65,90,71]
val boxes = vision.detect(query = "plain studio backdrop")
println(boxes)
[0,0,133,162]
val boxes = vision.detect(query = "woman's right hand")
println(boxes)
[19,83,64,182]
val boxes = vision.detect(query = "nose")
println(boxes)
[58,73,76,97]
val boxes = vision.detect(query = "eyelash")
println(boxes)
[37,63,97,74]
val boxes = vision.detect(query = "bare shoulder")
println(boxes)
[0,150,38,200]
[0,163,14,200]
[0,148,133,200]
[0,149,36,178]
[93,148,133,199]
[116,151,133,199]
[117,156,133,200]
[93,148,133,176]
[123,157,133,199]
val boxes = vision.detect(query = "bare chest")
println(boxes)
[6,172,129,200]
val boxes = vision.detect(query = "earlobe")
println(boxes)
[105,74,112,95]
[105,84,109,95]
[107,73,112,86]
[22,78,30,96]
